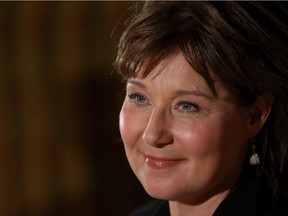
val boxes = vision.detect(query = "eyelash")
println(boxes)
[175,101,200,113]
[127,92,201,113]
[128,92,150,107]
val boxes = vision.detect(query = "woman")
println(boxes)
[115,2,288,215]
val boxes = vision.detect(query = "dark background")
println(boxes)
[0,2,150,216]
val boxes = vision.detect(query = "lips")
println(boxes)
[144,155,185,169]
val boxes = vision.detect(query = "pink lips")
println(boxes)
[145,156,184,169]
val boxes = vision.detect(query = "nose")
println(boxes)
[142,107,173,148]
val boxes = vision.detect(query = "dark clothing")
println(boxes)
[130,177,288,216]
[130,200,169,216]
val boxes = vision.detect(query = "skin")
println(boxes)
[119,52,271,216]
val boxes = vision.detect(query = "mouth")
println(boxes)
[144,155,185,169]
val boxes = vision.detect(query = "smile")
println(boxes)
[144,155,185,169]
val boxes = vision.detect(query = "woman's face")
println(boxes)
[119,52,252,203]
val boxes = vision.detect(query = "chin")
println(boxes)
[140,177,185,201]
[145,186,192,202]
[146,188,176,200]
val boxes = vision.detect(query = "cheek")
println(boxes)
[119,106,144,148]
[174,116,248,166]
[173,121,216,154]
[119,107,132,146]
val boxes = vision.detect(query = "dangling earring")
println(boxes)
[249,139,260,166]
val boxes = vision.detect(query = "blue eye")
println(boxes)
[175,101,200,112]
[128,92,150,107]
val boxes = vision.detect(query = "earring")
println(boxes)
[249,139,260,166]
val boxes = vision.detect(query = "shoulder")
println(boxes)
[258,190,288,216]
[213,176,288,216]
[130,199,170,216]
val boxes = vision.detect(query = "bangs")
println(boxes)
[114,2,220,94]
[115,30,216,96]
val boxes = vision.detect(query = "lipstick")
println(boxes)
[145,156,184,169]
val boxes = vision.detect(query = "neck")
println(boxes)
[169,189,230,216]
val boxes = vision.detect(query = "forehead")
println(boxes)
[134,50,216,92]
[134,52,233,102]
[139,52,208,89]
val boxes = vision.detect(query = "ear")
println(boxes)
[247,93,273,137]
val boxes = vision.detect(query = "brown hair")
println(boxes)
[115,1,288,197]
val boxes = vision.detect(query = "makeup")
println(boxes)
[145,156,184,169]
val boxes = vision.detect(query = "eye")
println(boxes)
[175,101,200,113]
[128,92,150,107]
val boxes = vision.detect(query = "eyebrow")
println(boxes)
[175,90,215,100]
[127,79,214,100]
[127,79,146,89]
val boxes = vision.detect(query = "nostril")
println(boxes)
[142,127,174,148]
[142,108,173,147]
[154,141,173,148]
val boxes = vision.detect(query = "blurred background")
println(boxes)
[0,2,150,216]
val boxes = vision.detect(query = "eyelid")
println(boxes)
[174,100,201,112]
[127,91,151,107]
[128,92,145,101]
